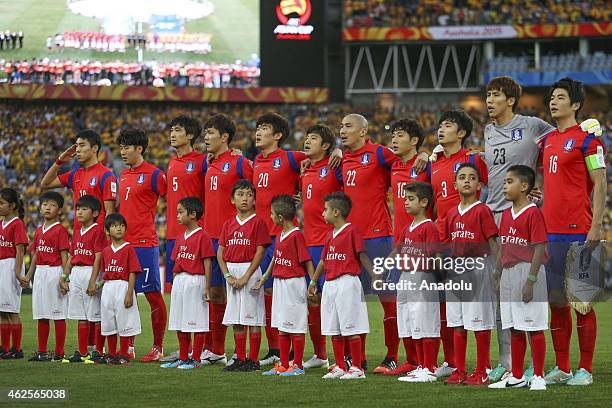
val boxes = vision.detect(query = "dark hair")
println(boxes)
[75,129,102,153]
[104,213,127,232]
[232,179,256,198]
[40,191,64,208]
[439,110,473,146]
[271,195,296,220]
[256,112,290,144]
[390,118,425,150]
[486,76,522,113]
[404,181,434,210]
[117,128,148,154]
[324,191,352,219]
[76,195,102,220]
[178,197,204,220]
[204,114,237,144]
[306,124,336,155]
[455,162,481,181]
[507,165,535,194]
[0,188,24,219]
[170,115,202,146]
[547,77,585,119]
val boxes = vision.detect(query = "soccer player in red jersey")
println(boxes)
[202,114,253,365]
[116,128,168,362]
[440,163,499,386]
[539,78,606,386]
[41,129,117,231]
[300,124,342,368]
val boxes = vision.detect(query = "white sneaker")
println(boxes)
[488,375,527,389]
[323,366,347,379]
[303,355,329,369]
[398,366,424,381]
[340,366,366,380]
[434,362,456,378]
[201,350,227,365]
[226,353,237,367]
[529,375,547,391]
[399,367,437,383]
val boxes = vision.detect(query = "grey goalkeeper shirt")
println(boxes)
[483,114,554,212]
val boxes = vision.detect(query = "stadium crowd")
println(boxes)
[344,0,612,28]
[1,101,609,247]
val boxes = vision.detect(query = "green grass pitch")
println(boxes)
[0,0,259,63]
[1,295,610,407]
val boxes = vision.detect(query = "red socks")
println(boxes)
[211,302,227,356]
[349,336,362,369]
[279,333,291,368]
[511,330,527,378]
[332,336,346,370]
[119,336,131,357]
[291,334,305,369]
[530,331,546,377]
[178,331,191,361]
[0,323,10,351]
[414,338,423,366]
[439,303,454,366]
[54,320,66,356]
[94,323,105,353]
[234,330,247,361]
[88,321,96,346]
[360,333,367,360]
[402,337,418,366]
[307,305,326,359]
[77,321,89,355]
[249,329,261,362]
[145,291,167,349]
[550,305,572,372]
[107,334,117,357]
[453,329,467,373]
[423,338,438,372]
[474,330,491,374]
[381,300,399,361]
[11,323,22,351]
[37,320,50,353]
[264,294,279,350]
[576,309,596,373]
[193,332,205,362]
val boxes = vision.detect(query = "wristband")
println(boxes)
[308,280,316,287]
[61,273,69,280]
[527,274,538,282]
[96,281,105,289]
[224,272,231,279]
[55,159,65,166]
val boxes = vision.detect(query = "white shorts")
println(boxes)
[168,273,209,332]
[446,262,496,331]
[32,265,68,320]
[0,258,24,313]
[67,266,101,322]
[223,263,265,327]
[321,274,369,336]
[500,263,548,331]
[101,280,141,337]
[271,276,308,334]
[397,272,440,339]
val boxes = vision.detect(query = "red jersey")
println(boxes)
[272,228,311,279]
[254,149,306,236]
[219,214,271,263]
[100,243,141,281]
[118,161,166,247]
[301,158,343,246]
[441,201,498,257]
[166,151,207,240]
[541,125,606,234]
[171,227,215,275]
[58,162,117,230]
[321,223,366,281]
[0,217,28,259]
[398,219,440,271]
[342,141,399,239]
[499,204,548,268]
[204,150,253,238]
[426,149,488,224]
[391,157,430,243]
[70,223,107,266]
[32,222,70,266]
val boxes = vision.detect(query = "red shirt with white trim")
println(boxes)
[342,141,399,239]
[272,228,311,279]
[118,161,166,247]
[32,222,70,266]
[398,219,440,271]
[499,204,548,268]
[0,217,28,259]
[301,158,343,246]
[204,150,254,238]
[441,201,498,257]
[219,214,271,263]
[391,156,430,243]
[321,223,366,280]
[100,242,141,281]
[71,223,107,266]
[171,227,216,275]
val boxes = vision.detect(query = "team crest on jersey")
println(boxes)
[185,162,195,173]
[89,176,97,187]
[319,167,328,178]
[222,162,231,173]
[563,139,575,151]
[409,168,418,178]
[137,174,146,184]
[273,158,282,169]
[360,153,370,165]
[511,128,523,141]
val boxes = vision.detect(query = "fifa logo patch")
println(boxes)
[222,162,231,173]
[319,167,328,178]
[185,162,195,173]
[409,168,418,178]
[89,176,97,187]
[454,162,462,173]
[360,153,370,165]
[273,158,282,169]
[511,128,522,141]
[563,139,575,151]
[137,174,146,184]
